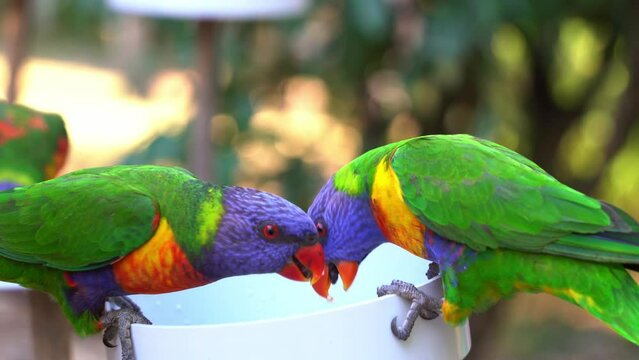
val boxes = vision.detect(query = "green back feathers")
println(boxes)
[0,102,68,184]
[335,134,639,263]
[391,135,639,263]
[0,165,210,271]
[391,135,610,249]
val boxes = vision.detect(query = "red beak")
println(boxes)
[278,242,325,284]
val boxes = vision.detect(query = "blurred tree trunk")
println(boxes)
[528,55,574,173]
[526,40,612,176]
[358,82,387,152]
[189,21,218,182]
[4,0,30,103]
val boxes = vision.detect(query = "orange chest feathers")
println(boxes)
[112,218,209,294]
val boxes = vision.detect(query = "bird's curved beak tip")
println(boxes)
[311,260,359,298]
[337,261,359,291]
[312,264,331,298]
[278,242,325,284]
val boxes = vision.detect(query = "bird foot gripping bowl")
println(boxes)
[107,244,471,360]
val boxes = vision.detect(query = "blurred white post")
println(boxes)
[106,0,310,181]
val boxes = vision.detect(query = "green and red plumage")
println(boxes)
[0,102,68,187]
[0,165,324,336]
[309,134,639,345]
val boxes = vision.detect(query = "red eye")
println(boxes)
[316,221,327,238]
[262,224,279,240]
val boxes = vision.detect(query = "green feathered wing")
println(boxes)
[0,166,189,271]
[390,134,639,263]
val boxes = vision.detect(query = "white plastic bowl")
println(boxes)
[107,243,471,359]
[0,281,23,291]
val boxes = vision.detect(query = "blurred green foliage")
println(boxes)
[119,0,639,208]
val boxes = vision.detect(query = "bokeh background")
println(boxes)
[1,0,639,359]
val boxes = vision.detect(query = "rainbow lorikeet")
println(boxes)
[309,134,639,345]
[0,165,324,360]
[0,102,69,188]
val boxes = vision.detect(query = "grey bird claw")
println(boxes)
[377,280,443,341]
[103,324,119,348]
[102,297,152,360]
[390,316,411,340]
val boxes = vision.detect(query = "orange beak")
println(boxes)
[312,264,331,298]
[311,260,359,298]
[278,242,325,284]
[336,261,359,291]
